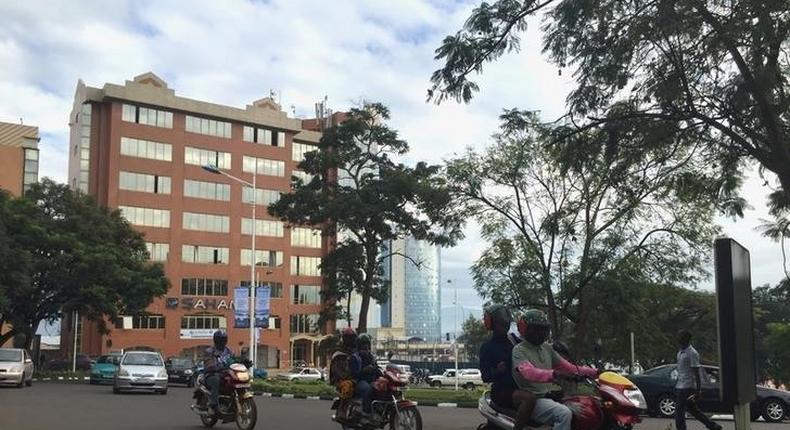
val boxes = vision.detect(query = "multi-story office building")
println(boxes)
[63,72,336,368]
[378,236,441,342]
[0,120,39,346]
[0,121,39,196]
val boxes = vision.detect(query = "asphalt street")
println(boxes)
[0,383,786,430]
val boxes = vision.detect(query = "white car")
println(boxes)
[113,351,168,394]
[0,348,34,388]
[277,367,324,382]
[428,368,484,389]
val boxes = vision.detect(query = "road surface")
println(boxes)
[1,382,785,430]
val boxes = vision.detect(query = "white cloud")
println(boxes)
[0,0,784,318]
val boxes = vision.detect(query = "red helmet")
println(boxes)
[341,327,357,349]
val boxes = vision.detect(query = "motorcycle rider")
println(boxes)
[204,330,234,417]
[330,327,358,419]
[512,310,598,430]
[350,334,379,419]
[479,304,536,430]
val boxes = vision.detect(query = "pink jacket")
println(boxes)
[516,356,598,383]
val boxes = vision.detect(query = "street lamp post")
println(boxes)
[202,164,257,371]
[447,279,459,391]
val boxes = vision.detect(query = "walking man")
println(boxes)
[675,329,722,430]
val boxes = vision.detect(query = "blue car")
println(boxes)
[89,354,122,385]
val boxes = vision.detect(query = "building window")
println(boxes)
[291,285,321,305]
[145,242,170,262]
[185,115,232,138]
[240,281,283,298]
[184,179,230,201]
[182,212,230,233]
[242,156,285,177]
[117,315,166,330]
[241,187,280,206]
[181,314,226,330]
[292,142,316,162]
[241,219,284,237]
[185,146,231,169]
[240,249,284,267]
[291,170,313,185]
[291,227,321,248]
[289,314,319,334]
[290,256,321,277]
[243,126,285,147]
[121,104,173,129]
[78,103,92,192]
[269,315,281,330]
[181,245,229,265]
[181,278,228,296]
[120,137,172,161]
[22,148,39,192]
[119,171,171,194]
[118,205,170,228]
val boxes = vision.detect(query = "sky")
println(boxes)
[0,0,785,336]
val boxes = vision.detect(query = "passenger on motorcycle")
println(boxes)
[204,330,234,416]
[512,310,598,430]
[350,334,379,417]
[479,304,536,430]
[329,327,358,419]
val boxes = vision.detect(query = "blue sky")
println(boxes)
[0,0,785,336]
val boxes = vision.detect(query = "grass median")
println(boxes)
[250,379,483,406]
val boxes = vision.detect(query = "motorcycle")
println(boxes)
[479,371,646,430]
[191,362,258,430]
[331,369,423,430]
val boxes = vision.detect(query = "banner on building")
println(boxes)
[255,285,270,328]
[234,286,250,328]
[180,329,216,339]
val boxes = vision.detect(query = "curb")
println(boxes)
[437,403,458,408]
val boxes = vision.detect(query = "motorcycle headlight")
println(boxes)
[184,369,193,375]
[157,370,168,378]
[624,389,647,409]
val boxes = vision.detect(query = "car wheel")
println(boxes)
[464,382,475,390]
[25,378,32,387]
[159,388,168,395]
[657,394,677,418]
[431,381,442,388]
[762,398,786,423]
[113,387,121,394]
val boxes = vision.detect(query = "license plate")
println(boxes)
[235,383,251,388]
[134,378,153,384]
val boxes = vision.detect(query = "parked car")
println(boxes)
[277,367,324,382]
[428,368,484,389]
[113,351,168,395]
[0,348,34,388]
[89,354,122,385]
[165,357,196,387]
[47,354,93,371]
[631,364,790,422]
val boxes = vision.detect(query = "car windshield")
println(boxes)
[171,358,193,367]
[97,355,120,365]
[0,349,22,362]
[288,368,301,374]
[122,353,163,366]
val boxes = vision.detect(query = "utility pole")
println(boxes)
[72,310,78,373]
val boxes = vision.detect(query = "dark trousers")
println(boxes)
[205,373,221,407]
[675,388,718,430]
[355,380,374,413]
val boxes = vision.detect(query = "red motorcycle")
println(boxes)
[479,371,646,430]
[331,369,423,430]
[192,363,258,430]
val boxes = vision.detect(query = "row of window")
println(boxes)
[241,249,284,267]
[23,148,39,193]
[118,314,287,331]
[183,212,230,233]
[122,104,174,129]
[77,104,92,192]
[290,314,319,334]
[119,206,170,228]
[182,245,229,265]
[119,171,171,194]
[242,187,281,206]
[241,219,284,237]
[184,179,231,201]
[145,242,170,262]
[185,115,232,138]
[121,137,173,161]
[292,142,316,162]
[291,227,321,248]
[177,245,320,276]
[185,146,232,169]
[242,155,286,177]
[243,126,285,147]
[181,278,229,296]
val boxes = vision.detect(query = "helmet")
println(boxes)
[483,304,512,330]
[517,309,550,338]
[356,334,372,350]
[213,330,228,349]
[341,327,357,349]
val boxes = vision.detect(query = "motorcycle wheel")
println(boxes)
[201,415,218,428]
[390,406,422,430]
[235,397,258,430]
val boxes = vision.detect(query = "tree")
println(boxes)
[429,0,790,213]
[0,179,170,347]
[450,110,719,353]
[458,314,488,362]
[753,279,790,380]
[765,322,790,385]
[269,103,464,333]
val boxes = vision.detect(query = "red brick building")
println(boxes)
[63,72,339,368]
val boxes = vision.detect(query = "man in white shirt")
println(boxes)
[675,329,721,430]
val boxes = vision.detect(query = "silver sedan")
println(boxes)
[113,351,168,394]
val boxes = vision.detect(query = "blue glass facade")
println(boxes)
[403,237,441,341]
